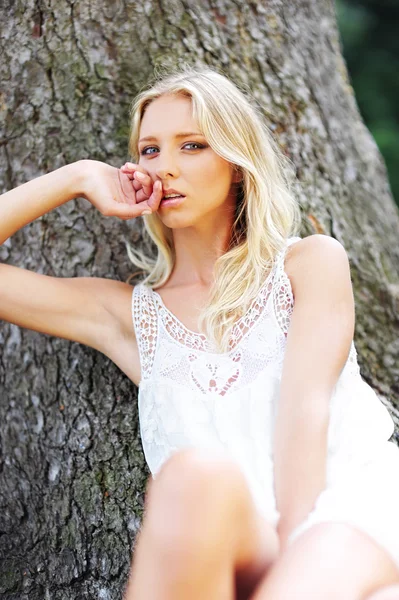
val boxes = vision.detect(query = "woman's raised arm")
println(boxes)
[0,160,162,358]
[0,159,161,244]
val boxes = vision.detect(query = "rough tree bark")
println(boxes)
[0,0,398,598]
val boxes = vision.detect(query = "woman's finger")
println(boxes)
[135,187,151,203]
[121,162,140,170]
[120,162,140,172]
[147,180,163,210]
[119,165,153,202]
[120,163,148,179]
[118,170,138,205]
[125,178,151,203]
[133,171,153,199]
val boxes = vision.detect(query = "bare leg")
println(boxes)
[248,522,399,600]
[365,585,399,600]
[124,448,280,600]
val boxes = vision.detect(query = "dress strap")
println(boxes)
[273,236,302,277]
[271,236,302,336]
[132,284,159,381]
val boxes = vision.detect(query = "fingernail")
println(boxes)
[142,210,152,215]
[135,172,145,179]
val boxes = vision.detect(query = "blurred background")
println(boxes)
[336,0,399,208]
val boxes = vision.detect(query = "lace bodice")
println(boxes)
[133,236,361,391]
[131,236,395,527]
[134,237,306,391]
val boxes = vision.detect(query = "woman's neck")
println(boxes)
[168,214,234,287]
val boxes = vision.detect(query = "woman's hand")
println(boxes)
[80,159,162,220]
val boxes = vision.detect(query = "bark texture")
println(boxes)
[0,0,398,597]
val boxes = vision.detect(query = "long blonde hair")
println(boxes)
[127,64,302,353]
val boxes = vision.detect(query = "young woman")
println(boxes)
[1,66,399,600]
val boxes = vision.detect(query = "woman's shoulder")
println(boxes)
[284,234,351,295]
[285,234,348,273]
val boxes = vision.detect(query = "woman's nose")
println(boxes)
[155,153,180,180]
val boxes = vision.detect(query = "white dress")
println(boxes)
[132,236,399,566]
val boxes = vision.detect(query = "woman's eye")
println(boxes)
[140,142,205,156]
[140,147,158,155]
[183,142,203,150]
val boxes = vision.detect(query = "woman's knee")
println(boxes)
[365,585,399,600]
[144,447,250,544]
[254,523,399,600]
[151,447,247,505]
[141,447,280,585]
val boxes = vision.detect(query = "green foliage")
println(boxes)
[336,0,399,207]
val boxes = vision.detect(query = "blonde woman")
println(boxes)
[1,66,399,600]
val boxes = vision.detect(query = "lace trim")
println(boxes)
[273,273,294,337]
[133,237,301,376]
[271,237,301,336]
[132,286,158,378]
[153,277,276,354]
[345,341,360,377]
[151,266,279,354]
[188,349,243,396]
[157,305,210,351]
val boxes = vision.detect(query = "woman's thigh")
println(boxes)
[132,447,280,599]
[249,522,399,600]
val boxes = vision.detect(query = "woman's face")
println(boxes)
[138,94,239,228]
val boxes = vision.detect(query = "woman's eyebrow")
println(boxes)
[139,132,203,143]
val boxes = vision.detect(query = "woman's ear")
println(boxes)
[232,167,243,183]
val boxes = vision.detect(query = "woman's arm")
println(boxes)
[273,234,355,551]
[0,159,159,244]
[0,160,162,354]
[1,162,83,245]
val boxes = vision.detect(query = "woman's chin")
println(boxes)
[156,209,196,229]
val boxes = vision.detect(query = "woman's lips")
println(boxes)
[159,195,186,208]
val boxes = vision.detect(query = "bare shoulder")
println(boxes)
[284,234,352,295]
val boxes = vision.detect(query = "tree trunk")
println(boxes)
[0,0,398,597]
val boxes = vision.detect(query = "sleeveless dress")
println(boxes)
[132,236,399,566]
